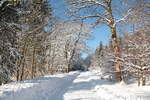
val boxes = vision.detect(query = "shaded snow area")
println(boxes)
[0,71,150,100]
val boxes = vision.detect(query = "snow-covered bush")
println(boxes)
[89,42,116,80]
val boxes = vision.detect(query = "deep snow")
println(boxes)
[0,71,150,100]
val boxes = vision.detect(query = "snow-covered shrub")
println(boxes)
[89,42,116,80]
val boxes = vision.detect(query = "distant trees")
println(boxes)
[89,41,115,79]
[46,21,91,74]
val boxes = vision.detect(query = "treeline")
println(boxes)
[0,0,90,84]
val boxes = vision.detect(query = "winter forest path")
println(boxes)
[0,71,150,100]
[64,71,102,100]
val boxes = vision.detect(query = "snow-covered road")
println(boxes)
[0,71,150,100]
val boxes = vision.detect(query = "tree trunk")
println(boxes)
[138,70,140,86]
[20,59,25,81]
[111,26,123,82]
[16,70,20,81]
[20,43,28,81]
[16,41,27,81]
[140,71,146,86]
[67,63,70,73]
[31,47,36,78]
[107,2,123,82]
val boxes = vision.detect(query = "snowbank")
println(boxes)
[0,71,80,100]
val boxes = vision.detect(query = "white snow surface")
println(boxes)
[0,71,150,100]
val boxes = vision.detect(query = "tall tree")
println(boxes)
[65,0,127,82]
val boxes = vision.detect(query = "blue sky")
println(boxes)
[87,25,111,50]
[50,0,111,52]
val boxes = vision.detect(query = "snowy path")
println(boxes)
[64,71,100,100]
[0,71,150,100]
[63,71,150,100]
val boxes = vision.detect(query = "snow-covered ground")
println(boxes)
[0,71,150,100]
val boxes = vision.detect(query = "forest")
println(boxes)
[0,0,150,88]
